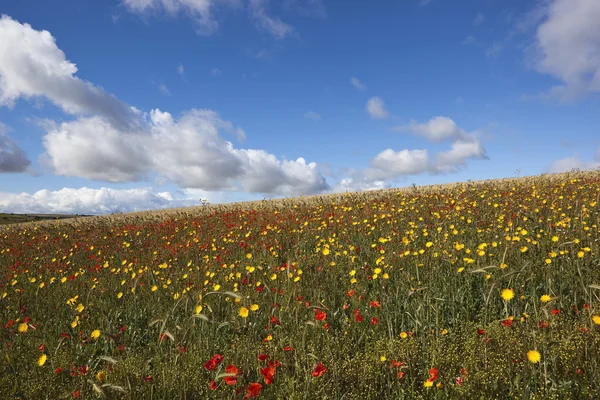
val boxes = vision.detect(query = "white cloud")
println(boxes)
[0,186,217,215]
[365,149,431,181]
[434,139,487,173]
[210,67,222,77]
[396,116,470,142]
[177,63,185,75]
[419,0,433,7]
[0,122,31,173]
[0,15,137,128]
[547,150,600,173]
[0,15,325,196]
[529,0,600,99]
[304,111,321,120]
[366,96,388,119]
[350,77,366,91]
[473,12,485,26]
[348,117,488,186]
[249,0,294,39]
[121,0,236,35]
[42,109,329,195]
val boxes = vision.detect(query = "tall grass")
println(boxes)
[1,171,600,399]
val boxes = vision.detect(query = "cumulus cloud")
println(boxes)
[41,109,329,195]
[0,122,31,173]
[547,149,600,173]
[366,96,388,119]
[0,186,213,215]
[0,15,326,196]
[530,0,600,99]
[340,117,488,189]
[0,15,138,128]
[350,77,366,91]
[395,116,470,142]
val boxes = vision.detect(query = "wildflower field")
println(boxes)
[2,171,600,399]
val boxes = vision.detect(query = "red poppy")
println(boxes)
[477,329,485,335]
[370,317,379,325]
[312,362,327,378]
[552,309,560,315]
[261,366,275,384]
[283,346,294,352]
[245,382,262,398]
[369,300,380,308]
[397,371,405,379]
[258,354,269,361]
[270,316,281,326]
[315,310,326,321]
[268,360,281,368]
[428,367,439,382]
[456,376,464,386]
[54,367,63,374]
[204,354,225,371]
[501,319,512,327]
[390,360,402,368]
[209,380,217,391]
[223,364,240,386]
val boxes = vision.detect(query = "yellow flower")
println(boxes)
[380,356,387,362]
[424,380,433,388]
[18,323,28,333]
[91,329,101,340]
[540,295,551,303]
[117,292,123,299]
[441,329,448,335]
[250,304,259,311]
[527,350,541,363]
[239,307,249,318]
[38,354,47,366]
[246,253,253,259]
[151,285,158,292]
[195,304,203,314]
[322,248,330,256]
[501,289,514,301]
[76,304,84,313]
[400,332,408,339]
[457,267,465,273]
[96,370,106,382]
[592,315,600,325]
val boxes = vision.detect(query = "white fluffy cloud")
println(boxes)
[340,117,488,189]
[395,116,470,142]
[547,149,600,173]
[0,15,137,128]
[366,96,388,119]
[0,187,213,215]
[532,0,600,98]
[0,122,30,173]
[0,16,327,196]
[41,109,329,195]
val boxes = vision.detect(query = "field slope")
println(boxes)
[1,171,600,399]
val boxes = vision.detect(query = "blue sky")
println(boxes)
[0,0,599,214]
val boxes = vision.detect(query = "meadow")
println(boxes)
[1,171,600,399]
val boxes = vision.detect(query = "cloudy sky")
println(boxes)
[1,0,599,214]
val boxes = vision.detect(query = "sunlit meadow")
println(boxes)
[2,171,600,399]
